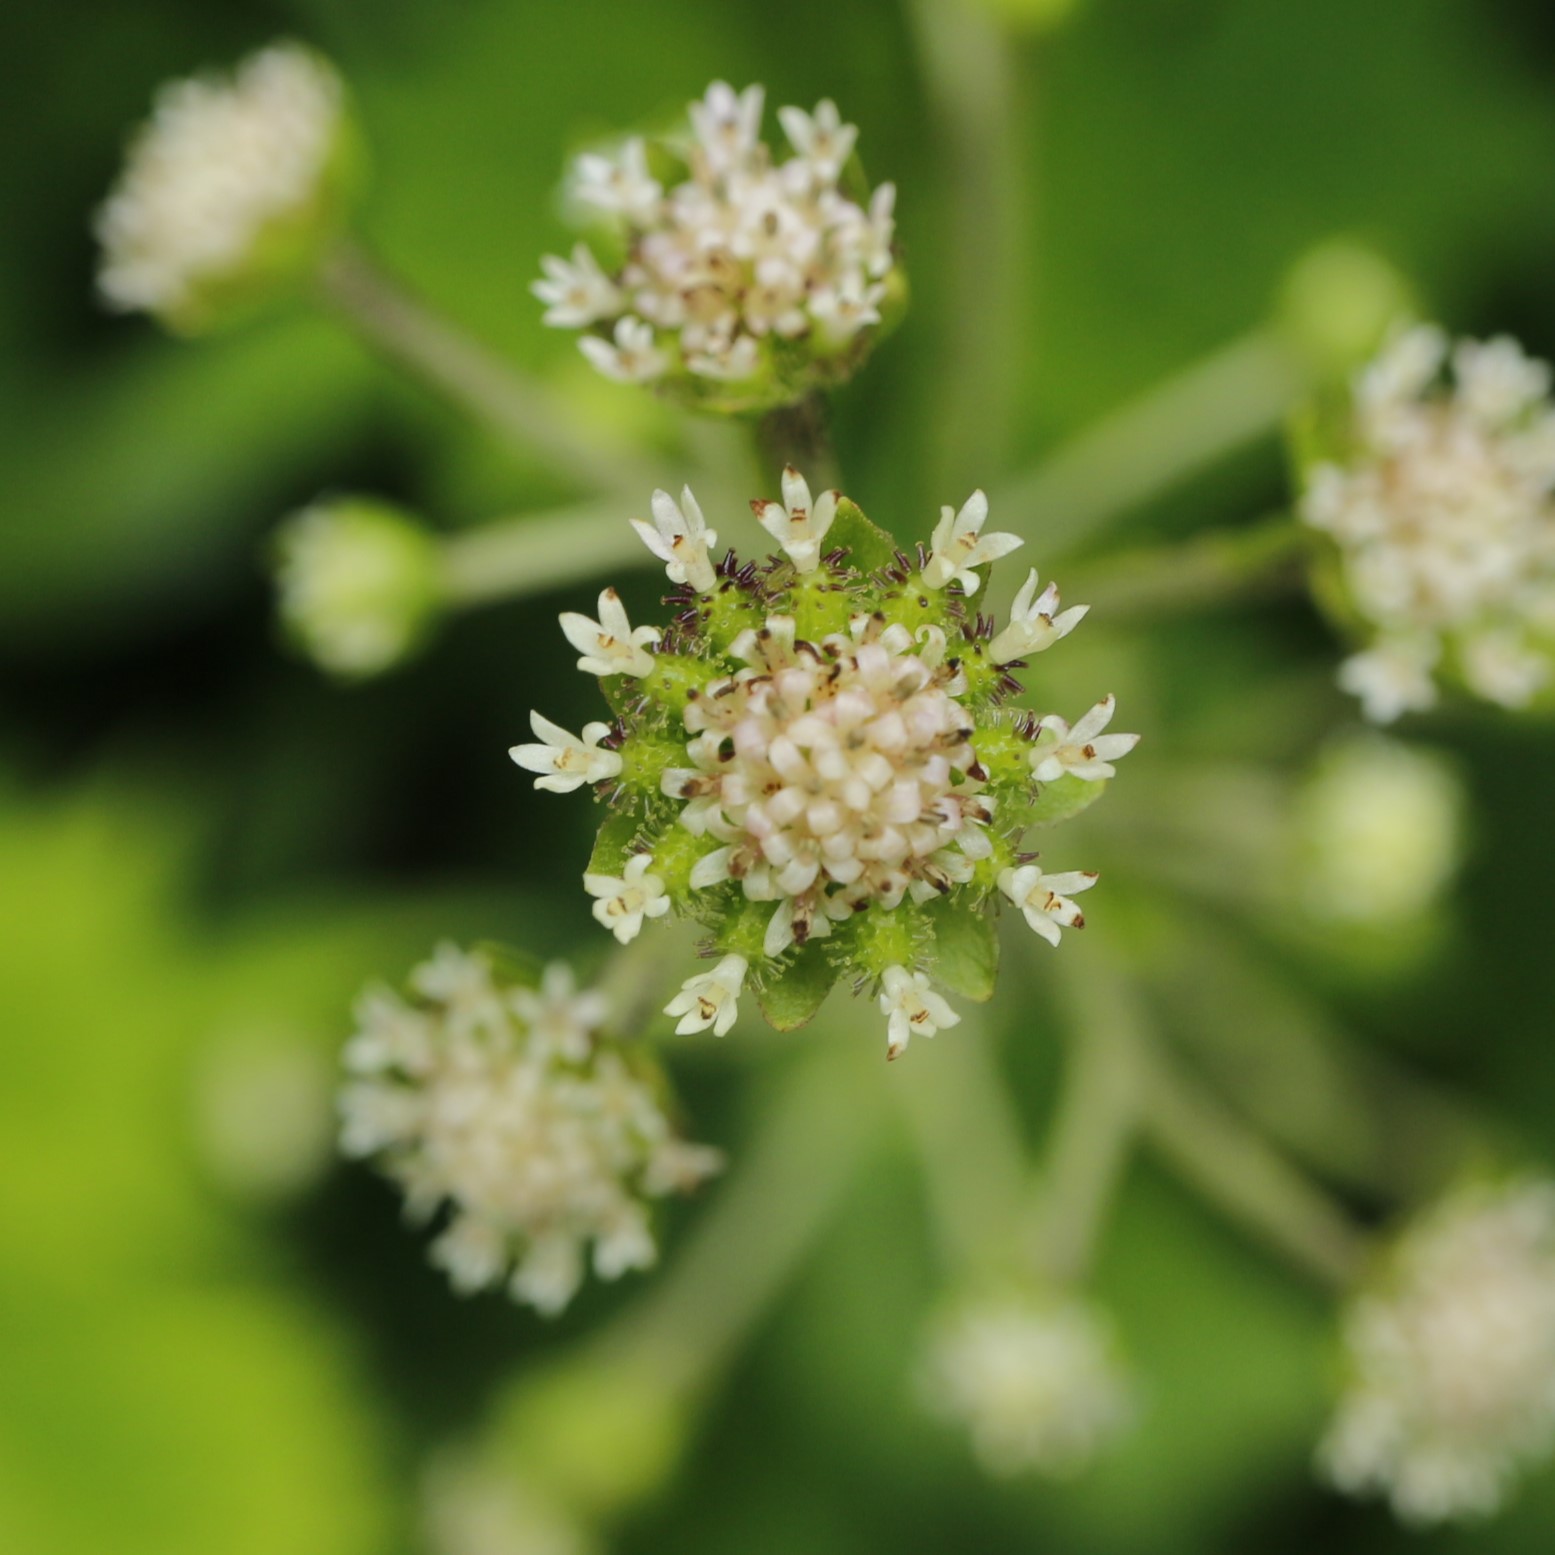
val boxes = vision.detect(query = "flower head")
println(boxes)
[1319,1179,1555,1524]
[340,944,721,1315]
[1300,325,1555,720]
[97,42,354,333]
[514,472,1124,1055]
[273,497,444,679]
[536,82,904,413]
[918,1292,1134,1478]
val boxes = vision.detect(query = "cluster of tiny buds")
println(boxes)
[533,82,900,410]
[511,468,1137,1059]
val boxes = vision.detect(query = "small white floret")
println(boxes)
[988,568,1089,664]
[531,242,623,327]
[630,485,720,592]
[509,712,622,793]
[877,964,960,1061]
[1030,696,1139,784]
[582,854,670,944]
[998,865,1098,947]
[665,954,749,1036]
[922,491,1023,594]
[753,465,839,574]
[559,587,660,679]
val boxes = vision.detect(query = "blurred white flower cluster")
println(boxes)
[534,83,900,410]
[918,1293,1133,1477]
[1303,326,1555,721]
[339,946,721,1315]
[96,42,349,331]
[1320,1179,1555,1524]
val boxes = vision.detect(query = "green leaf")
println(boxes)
[829,497,900,574]
[925,898,999,1002]
[755,944,836,1031]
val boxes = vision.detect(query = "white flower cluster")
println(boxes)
[339,946,721,1315]
[918,1294,1134,1478]
[533,82,897,403]
[97,42,346,328]
[1319,1179,1555,1524]
[1303,326,1555,721]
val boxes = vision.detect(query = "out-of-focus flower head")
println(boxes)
[1292,733,1463,929]
[533,82,906,414]
[511,472,1135,1058]
[96,41,359,334]
[1299,325,1555,721]
[1319,1178,1555,1524]
[917,1291,1134,1477]
[273,497,446,680]
[339,944,722,1315]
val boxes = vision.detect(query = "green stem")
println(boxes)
[438,500,658,609]
[1046,938,1369,1291]
[892,1008,1032,1280]
[1032,964,1141,1284]
[754,393,841,491]
[992,329,1307,557]
[904,0,1029,492]
[1063,513,1307,621]
[605,1032,884,1397]
[316,241,660,497]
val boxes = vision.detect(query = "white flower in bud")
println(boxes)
[96,42,346,331]
[509,713,622,793]
[998,864,1098,947]
[753,465,839,573]
[630,486,720,593]
[508,962,609,1064]
[578,315,668,383]
[922,491,1024,594]
[340,945,719,1314]
[1319,1180,1555,1525]
[988,568,1089,664]
[559,587,660,679]
[919,1294,1134,1478]
[1304,324,1555,719]
[583,854,671,945]
[877,965,959,1060]
[777,99,859,185]
[665,954,748,1036]
[530,241,623,327]
[572,136,662,225]
[1337,636,1440,725]
[1030,696,1139,783]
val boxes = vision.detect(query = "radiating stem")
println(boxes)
[893,1008,1032,1280]
[438,500,659,609]
[993,329,1307,557]
[1050,937,1369,1291]
[604,1031,883,1397]
[1033,961,1141,1284]
[904,0,1029,492]
[316,241,661,496]
[1064,512,1306,621]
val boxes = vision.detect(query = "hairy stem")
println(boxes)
[316,241,660,496]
